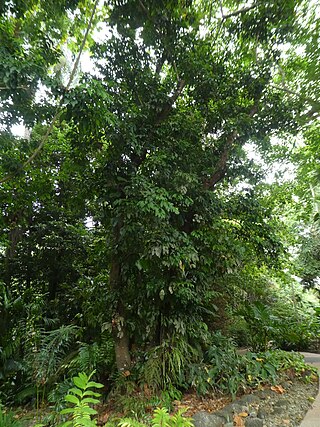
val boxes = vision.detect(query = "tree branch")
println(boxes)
[0,86,29,91]
[204,102,259,189]
[138,0,150,17]
[222,3,259,19]
[155,53,165,75]
[203,130,237,189]
[131,79,186,167]
[0,0,99,185]
[155,79,186,124]
[269,83,320,108]
[219,0,224,18]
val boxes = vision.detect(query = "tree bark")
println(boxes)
[114,324,131,372]
[204,102,259,189]
[109,256,131,371]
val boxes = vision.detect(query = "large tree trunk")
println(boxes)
[114,324,131,372]
[4,221,23,286]
[109,257,131,372]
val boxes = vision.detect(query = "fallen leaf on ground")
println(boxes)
[233,414,245,426]
[271,385,285,394]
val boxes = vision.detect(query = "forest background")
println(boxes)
[1,0,320,425]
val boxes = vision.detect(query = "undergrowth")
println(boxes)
[0,405,25,427]
[2,335,317,426]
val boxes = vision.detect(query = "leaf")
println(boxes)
[60,408,75,414]
[152,407,170,427]
[83,390,101,397]
[238,412,249,417]
[86,380,104,388]
[271,385,285,394]
[233,415,245,426]
[77,418,96,427]
[101,322,112,333]
[73,376,87,390]
[80,406,98,415]
[81,397,100,405]
[69,387,83,397]
[65,394,80,405]
[79,372,89,383]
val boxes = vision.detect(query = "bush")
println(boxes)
[56,371,103,427]
[116,407,194,427]
[141,335,197,391]
[188,333,318,398]
[232,297,320,352]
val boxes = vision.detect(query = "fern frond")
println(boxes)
[31,324,80,385]
[67,336,114,376]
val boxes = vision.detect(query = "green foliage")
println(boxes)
[188,333,317,398]
[58,371,103,427]
[67,337,115,377]
[1,0,320,411]
[196,333,246,397]
[237,301,280,351]
[29,325,81,387]
[111,374,182,417]
[0,406,24,427]
[117,407,194,427]
[142,337,197,391]
[117,419,145,427]
[253,350,318,382]
[231,278,320,352]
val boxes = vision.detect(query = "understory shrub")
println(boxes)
[0,405,24,427]
[43,370,193,427]
[57,371,103,427]
[275,307,320,351]
[188,333,317,398]
[116,407,194,427]
[5,346,317,427]
[141,336,198,391]
[233,298,320,351]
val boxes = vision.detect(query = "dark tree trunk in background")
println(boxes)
[109,256,131,371]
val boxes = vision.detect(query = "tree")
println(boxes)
[61,0,311,371]
[1,0,320,382]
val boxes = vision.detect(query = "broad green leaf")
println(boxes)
[80,406,98,415]
[83,390,101,397]
[69,387,83,397]
[65,394,80,405]
[76,418,96,427]
[73,376,87,390]
[60,408,75,414]
[86,381,104,389]
[79,372,89,383]
[81,397,100,405]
